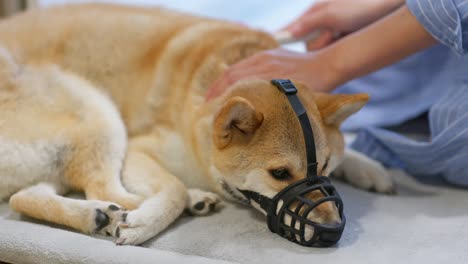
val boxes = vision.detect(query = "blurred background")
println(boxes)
[0,0,316,51]
[40,0,312,31]
[0,0,36,16]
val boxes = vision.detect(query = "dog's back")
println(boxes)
[0,4,277,135]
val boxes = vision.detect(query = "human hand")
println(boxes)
[282,0,404,50]
[207,4,436,101]
[206,48,339,100]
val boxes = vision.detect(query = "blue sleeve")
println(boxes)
[406,0,468,55]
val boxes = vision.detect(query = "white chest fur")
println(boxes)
[153,128,215,191]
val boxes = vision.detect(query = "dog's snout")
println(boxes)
[304,189,341,225]
[282,199,341,242]
[308,201,341,225]
[279,189,341,242]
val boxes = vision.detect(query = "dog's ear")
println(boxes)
[213,96,264,149]
[314,93,369,126]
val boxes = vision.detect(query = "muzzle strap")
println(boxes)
[271,79,318,175]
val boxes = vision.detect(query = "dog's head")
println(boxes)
[210,79,368,237]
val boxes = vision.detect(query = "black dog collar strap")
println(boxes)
[271,79,318,176]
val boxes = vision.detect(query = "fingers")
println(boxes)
[206,67,263,101]
[285,15,323,38]
[206,64,246,101]
[205,49,302,101]
[206,55,263,101]
[205,73,231,101]
[306,30,335,51]
[282,2,328,38]
[278,3,337,49]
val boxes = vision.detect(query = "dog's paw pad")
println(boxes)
[94,209,110,231]
[92,203,128,236]
[194,201,205,210]
[187,189,223,216]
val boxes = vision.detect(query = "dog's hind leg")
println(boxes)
[64,117,144,211]
[82,166,144,211]
[9,182,128,236]
[64,133,144,210]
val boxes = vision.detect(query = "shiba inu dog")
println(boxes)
[0,4,394,245]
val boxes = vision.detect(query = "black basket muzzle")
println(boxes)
[239,79,346,247]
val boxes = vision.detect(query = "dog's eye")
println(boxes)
[270,168,291,180]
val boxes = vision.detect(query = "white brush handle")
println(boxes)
[273,30,322,45]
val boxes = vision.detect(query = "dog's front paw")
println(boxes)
[186,189,223,216]
[114,212,147,245]
[333,149,396,194]
[89,202,128,236]
[114,210,161,246]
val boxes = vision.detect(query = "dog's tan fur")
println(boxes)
[0,4,393,245]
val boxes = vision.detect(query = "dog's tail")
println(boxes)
[0,46,20,85]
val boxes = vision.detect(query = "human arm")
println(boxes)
[318,4,437,89]
[206,4,436,99]
[283,0,406,50]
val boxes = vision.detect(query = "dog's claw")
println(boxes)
[116,238,126,245]
[119,223,130,228]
